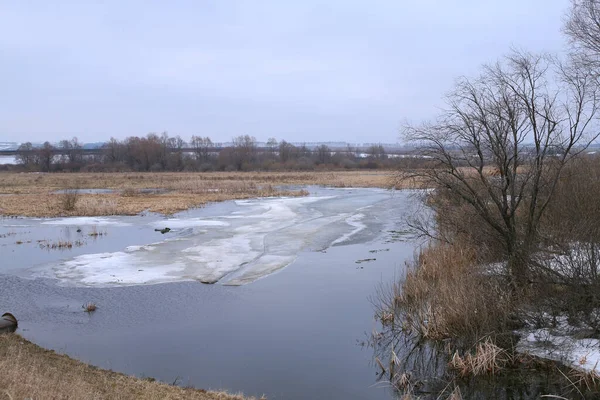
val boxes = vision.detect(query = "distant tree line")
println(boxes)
[8,133,426,172]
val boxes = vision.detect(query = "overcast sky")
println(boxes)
[0,1,569,144]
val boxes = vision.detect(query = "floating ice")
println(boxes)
[42,217,131,227]
[149,219,229,229]
[332,213,366,245]
[35,191,402,287]
[53,252,187,286]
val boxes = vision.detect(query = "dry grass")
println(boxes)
[0,171,417,217]
[448,337,509,377]
[569,367,600,392]
[83,302,97,313]
[38,239,85,250]
[60,188,79,211]
[394,244,513,343]
[0,333,259,400]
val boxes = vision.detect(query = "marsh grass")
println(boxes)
[0,334,259,400]
[448,337,509,377]
[393,244,513,344]
[0,170,415,217]
[38,239,85,250]
[569,367,600,392]
[88,226,107,237]
[60,187,79,211]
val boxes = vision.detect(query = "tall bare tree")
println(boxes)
[190,135,213,162]
[231,135,257,170]
[565,0,600,74]
[16,142,35,168]
[405,51,600,287]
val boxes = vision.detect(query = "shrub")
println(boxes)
[61,188,79,211]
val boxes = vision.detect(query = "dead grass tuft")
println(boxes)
[60,188,79,211]
[38,239,85,250]
[569,366,600,392]
[448,337,509,377]
[83,302,97,313]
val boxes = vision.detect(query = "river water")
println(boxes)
[0,187,418,399]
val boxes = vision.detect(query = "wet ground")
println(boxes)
[0,187,418,399]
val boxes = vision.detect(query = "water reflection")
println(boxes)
[369,299,594,399]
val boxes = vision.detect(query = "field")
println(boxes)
[0,333,259,400]
[0,171,413,217]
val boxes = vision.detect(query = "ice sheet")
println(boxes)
[42,217,131,227]
[32,190,401,287]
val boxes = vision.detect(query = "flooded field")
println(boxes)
[0,187,418,399]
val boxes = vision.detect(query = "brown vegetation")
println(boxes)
[0,334,257,400]
[0,170,415,217]
[394,244,513,343]
[448,338,509,377]
[83,302,97,313]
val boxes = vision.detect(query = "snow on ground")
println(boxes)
[518,325,600,374]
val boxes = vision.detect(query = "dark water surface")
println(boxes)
[0,188,417,399]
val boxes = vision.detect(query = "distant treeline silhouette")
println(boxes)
[6,133,429,172]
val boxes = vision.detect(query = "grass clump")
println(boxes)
[448,337,509,377]
[83,302,97,313]
[60,187,79,211]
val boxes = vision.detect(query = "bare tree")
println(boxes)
[278,140,296,163]
[35,142,55,172]
[231,135,257,170]
[367,144,387,160]
[190,135,213,162]
[565,0,600,73]
[16,142,35,168]
[404,51,600,287]
[59,137,83,166]
[315,144,331,164]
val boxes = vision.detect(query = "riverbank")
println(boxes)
[0,333,258,400]
[0,170,416,217]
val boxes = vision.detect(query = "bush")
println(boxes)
[60,188,79,211]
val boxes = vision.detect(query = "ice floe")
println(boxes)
[42,217,131,227]
[33,190,405,287]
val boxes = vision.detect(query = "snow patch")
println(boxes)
[517,318,600,374]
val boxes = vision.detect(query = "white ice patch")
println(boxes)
[42,217,131,227]
[149,219,229,229]
[51,252,187,286]
[0,224,31,228]
[39,193,386,286]
[332,213,366,245]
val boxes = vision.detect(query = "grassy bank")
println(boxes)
[0,170,415,217]
[0,333,259,400]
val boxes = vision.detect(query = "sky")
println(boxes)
[0,0,569,144]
